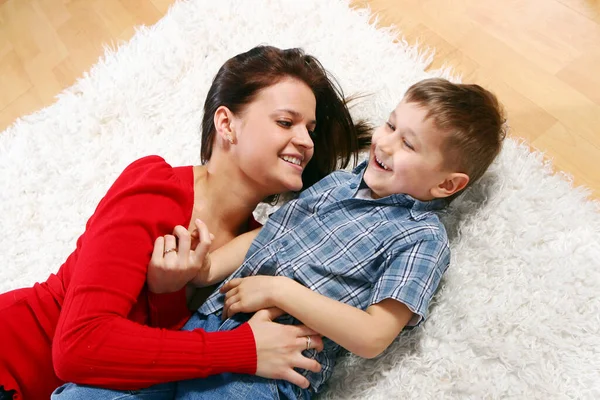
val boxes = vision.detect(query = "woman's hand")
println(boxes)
[221,276,284,319]
[248,308,323,389]
[147,219,213,294]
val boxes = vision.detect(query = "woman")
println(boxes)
[0,45,369,400]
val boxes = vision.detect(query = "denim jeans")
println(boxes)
[51,383,175,400]
[51,313,311,400]
[0,386,16,400]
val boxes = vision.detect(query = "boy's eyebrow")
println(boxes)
[274,109,317,125]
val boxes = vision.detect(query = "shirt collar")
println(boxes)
[351,161,448,214]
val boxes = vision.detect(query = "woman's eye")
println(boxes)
[277,120,292,128]
[386,121,395,131]
[403,139,415,151]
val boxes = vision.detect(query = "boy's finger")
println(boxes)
[220,278,241,293]
[222,302,232,320]
[223,287,238,301]
[227,302,242,318]
[223,293,237,311]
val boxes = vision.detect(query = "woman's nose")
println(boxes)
[292,127,314,149]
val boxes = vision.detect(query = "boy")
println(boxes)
[169,78,506,399]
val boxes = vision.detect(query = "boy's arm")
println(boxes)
[222,237,449,358]
[190,228,260,287]
[222,276,412,359]
[273,278,413,359]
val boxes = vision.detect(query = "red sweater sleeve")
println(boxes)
[147,288,191,329]
[52,156,256,389]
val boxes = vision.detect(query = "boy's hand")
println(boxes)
[220,276,283,320]
[147,219,213,294]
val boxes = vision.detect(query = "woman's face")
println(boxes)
[231,77,316,194]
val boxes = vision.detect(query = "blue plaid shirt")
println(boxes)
[199,161,450,392]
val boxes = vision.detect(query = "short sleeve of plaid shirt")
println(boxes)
[369,237,450,327]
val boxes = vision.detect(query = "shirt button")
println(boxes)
[350,183,357,189]
[281,240,288,247]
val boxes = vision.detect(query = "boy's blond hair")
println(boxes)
[405,78,506,195]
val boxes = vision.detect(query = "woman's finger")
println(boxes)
[150,236,165,265]
[192,219,212,265]
[282,370,310,390]
[173,225,191,266]
[290,324,320,339]
[163,234,177,258]
[293,354,322,373]
[296,334,324,353]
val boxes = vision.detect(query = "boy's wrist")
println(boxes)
[271,276,292,309]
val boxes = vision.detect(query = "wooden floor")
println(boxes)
[1,0,599,199]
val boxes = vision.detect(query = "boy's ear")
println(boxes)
[431,173,470,198]
[213,106,237,145]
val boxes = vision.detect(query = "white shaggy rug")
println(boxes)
[1,0,599,398]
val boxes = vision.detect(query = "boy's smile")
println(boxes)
[374,154,392,171]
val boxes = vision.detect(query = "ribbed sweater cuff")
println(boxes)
[202,322,257,375]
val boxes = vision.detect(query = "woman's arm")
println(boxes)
[222,276,413,359]
[53,159,257,388]
[53,157,320,390]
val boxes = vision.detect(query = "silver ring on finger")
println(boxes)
[305,335,311,351]
[163,247,177,256]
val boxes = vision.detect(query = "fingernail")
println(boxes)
[210,233,215,240]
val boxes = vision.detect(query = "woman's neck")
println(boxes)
[191,161,264,238]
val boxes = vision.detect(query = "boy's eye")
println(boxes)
[308,129,316,138]
[403,139,415,151]
[386,121,396,131]
[277,120,292,128]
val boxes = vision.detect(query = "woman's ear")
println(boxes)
[213,106,236,145]
[431,172,470,198]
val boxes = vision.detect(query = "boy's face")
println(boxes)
[364,100,462,201]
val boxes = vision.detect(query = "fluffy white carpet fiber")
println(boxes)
[1,0,599,398]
